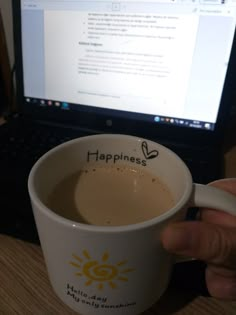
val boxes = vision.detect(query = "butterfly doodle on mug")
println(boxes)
[69,250,135,290]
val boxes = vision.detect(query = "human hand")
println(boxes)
[161,178,236,300]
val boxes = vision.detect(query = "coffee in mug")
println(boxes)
[46,164,175,226]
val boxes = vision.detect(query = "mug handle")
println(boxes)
[174,183,236,263]
[191,183,236,215]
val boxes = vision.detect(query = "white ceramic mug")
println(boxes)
[28,134,236,315]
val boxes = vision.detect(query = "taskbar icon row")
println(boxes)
[153,115,214,130]
[25,97,70,110]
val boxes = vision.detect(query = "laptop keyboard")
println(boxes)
[0,118,90,243]
[0,117,222,243]
[0,119,86,164]
[0,120,218,182]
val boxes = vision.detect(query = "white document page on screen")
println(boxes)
[44,11,199,118]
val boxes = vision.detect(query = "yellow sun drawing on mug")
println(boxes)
[69,250,135,290]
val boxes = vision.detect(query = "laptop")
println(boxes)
[0,0,236,244]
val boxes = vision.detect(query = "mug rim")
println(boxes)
[28,134,193,233]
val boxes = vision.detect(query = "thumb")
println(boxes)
[161,221,236,269]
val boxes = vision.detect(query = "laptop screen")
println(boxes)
[20,0,236,131]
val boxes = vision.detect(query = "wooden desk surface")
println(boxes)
[0,116,236,314]
[0,235,236,315]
